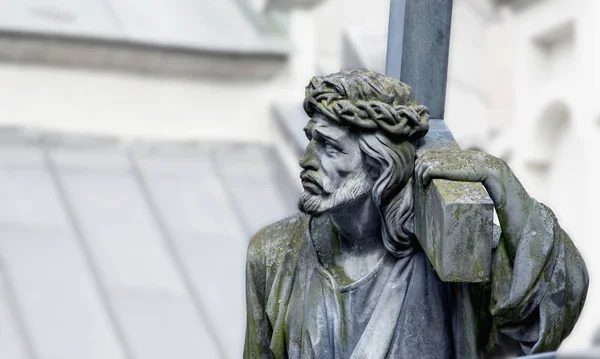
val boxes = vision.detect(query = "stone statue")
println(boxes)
[244,70,588,358]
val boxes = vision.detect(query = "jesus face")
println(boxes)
[298,114,373,215]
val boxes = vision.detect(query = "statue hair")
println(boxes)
[359,134,417,257]
[303,70,429,258]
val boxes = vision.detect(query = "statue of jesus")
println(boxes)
[243,70,588,358]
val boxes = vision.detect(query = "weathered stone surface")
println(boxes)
[414,178,493,282]
[415,119,494,282]
[386,0,453,119]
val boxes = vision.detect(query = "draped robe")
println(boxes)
[244,199,588,358]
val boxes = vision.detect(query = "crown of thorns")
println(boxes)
[303,70,429,142]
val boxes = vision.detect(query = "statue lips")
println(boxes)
[300,172,326,195]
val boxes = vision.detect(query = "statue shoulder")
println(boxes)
[247,213,309,267]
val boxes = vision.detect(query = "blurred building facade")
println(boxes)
[0,1,300,359]
[487,0,600,350]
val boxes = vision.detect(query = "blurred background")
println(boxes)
[0,0,598,358]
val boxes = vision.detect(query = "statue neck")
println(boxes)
[328,194,382,252]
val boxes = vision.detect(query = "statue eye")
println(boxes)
[324,142,339,154]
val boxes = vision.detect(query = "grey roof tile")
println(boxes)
[0,0,288,54]
[0,228,126,359]
[131,145,266,359]
[48,148,224,356]
[0,144,127,359]
[134,150,246,240]
[0,133,297,359]
[54,169,187,293]
[0,0,122,39]
[112,287,221,359]
[0,164,70,228]
[170,232,247,359]
[0,274,30,359]
[213,145,297,235]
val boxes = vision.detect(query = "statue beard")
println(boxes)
[298,170,372,215]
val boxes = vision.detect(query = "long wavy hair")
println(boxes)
[303,70,429,257]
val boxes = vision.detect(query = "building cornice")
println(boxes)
[494,0,544,11]
[0,29,287,80]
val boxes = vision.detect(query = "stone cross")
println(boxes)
[385,0,494,282]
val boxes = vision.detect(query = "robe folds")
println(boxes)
[244,199,588,358]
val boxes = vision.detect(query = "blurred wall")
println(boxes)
[0,64,279,143]
[484,0,600,351]
[445,0,495,148]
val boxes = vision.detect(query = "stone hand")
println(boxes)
[415,149,533,255]
[415,149,500,189]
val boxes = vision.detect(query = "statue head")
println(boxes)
[298,69,429,257]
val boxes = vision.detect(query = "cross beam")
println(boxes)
[386,0,453,120]
[386,0,494,282]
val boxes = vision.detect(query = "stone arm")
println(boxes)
[416,150,589,355]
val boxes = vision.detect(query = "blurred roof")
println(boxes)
[266,0,325,11]
[0,128,298,359]
[0,0,290,78]
[0,0,288,54]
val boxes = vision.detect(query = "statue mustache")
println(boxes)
[300,171,333,195]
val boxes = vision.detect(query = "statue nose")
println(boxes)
[299,142,318,171]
